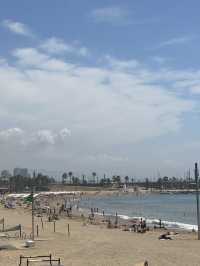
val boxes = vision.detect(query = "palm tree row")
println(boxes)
[61,172,134,186]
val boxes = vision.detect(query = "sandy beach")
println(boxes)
[0,203,200,266]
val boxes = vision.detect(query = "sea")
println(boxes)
[79,193,198,231]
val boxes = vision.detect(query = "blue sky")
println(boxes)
[1,0,200,67]
[0,1,200,179]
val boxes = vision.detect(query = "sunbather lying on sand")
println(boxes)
[159,232,172,240]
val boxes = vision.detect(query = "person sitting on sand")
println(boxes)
[107,219,113,229]
[88,214,94,224]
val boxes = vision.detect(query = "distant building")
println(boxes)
[0,170,11,182]
[13,168,29,177]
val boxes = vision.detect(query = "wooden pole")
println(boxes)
[31,187,35,241]
[54,221,56,232]
[67,223,70,237]
[41,217,44,230]
[195,162,200,240]
[19,224,22,238]
[36,224,39,237]
[2,218,4,232]
[115,212,118,225]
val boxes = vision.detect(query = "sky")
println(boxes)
[0,0,200,179]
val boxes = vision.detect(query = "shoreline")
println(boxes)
[79,207,198,233]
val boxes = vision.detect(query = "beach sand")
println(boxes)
[0,206,200,266]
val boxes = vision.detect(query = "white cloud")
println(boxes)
[88,154,129,162]
[151,56,169,64]
[0,45,199,176]
[2,20,32,36]
[30,128,71,146]
[104,55,139,70]
[90,7,156,26]
[13,48,49,67]
[59,128,71,138]
[0,128,24,139]
[40,38,68,54]
[34,130,56,145]
[12,48,74,72]
[0,128,70,147]
[0,48,194,144]
[158,36,196,48]
[40,37,89,56]
[78,47,89,57]
[90,6,131,25]
[28,128,71,146]
[0,58,7,65]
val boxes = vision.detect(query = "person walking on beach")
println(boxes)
[159,219,162,228]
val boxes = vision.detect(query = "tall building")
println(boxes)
[13,168,29,177]
[0,170,11,182]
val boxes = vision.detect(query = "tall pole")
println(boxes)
[195,162,200,240]
[189,168,191,181]
[31,186,35,241]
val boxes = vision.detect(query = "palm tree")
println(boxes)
[116,175,121,185]
[125,176,129,185]
[92,172,96,184]
[82,174,87,184]
[145,178,149,190]
[68,172,73,184]
[131,178,134,186]
[82,174,85,184]
[62,172,67,184]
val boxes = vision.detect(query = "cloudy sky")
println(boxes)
[0,0,200,179]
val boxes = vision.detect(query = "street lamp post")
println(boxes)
[195,162,200,240]
[31,186,35,241]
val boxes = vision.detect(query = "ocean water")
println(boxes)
[79,193,198,231]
